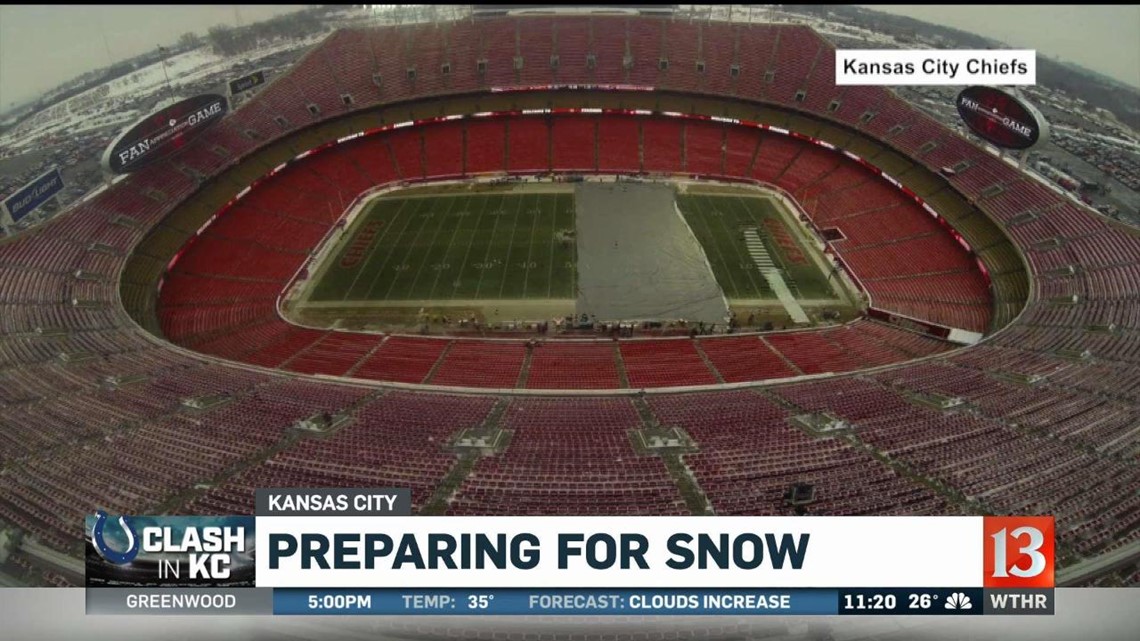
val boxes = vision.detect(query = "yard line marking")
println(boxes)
[493,194,526,299]
[567,194,578,300]
[545,194,561,298]
[449,194,493,300]
[473,194,508,299]
[341,197,411,302]
[729,195,773,296]
[380,197,442,301]
[426,195,474,300]
[685,194,743,298]
[405,195,461,299]
[365,197,431,301]
[737,195,806,298]
[520,193,543,297]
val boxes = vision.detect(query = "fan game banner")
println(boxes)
[85,488,1055,616]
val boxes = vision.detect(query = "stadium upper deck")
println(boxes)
[0,15,1138,587]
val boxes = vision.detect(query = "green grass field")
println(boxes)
[308,191,577,302]
[676,193,836,300]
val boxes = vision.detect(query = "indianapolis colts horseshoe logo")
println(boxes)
[91,510,140,564]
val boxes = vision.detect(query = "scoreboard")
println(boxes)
[84,488,1056,617]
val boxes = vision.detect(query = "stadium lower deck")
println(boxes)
[0,16,1138,587]
[148,110,996,386]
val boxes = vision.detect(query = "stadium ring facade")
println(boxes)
[0,16,1137,588]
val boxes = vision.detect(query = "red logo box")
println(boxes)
[983,516,1055,588]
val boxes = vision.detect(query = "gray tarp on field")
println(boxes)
[574,181,729,325]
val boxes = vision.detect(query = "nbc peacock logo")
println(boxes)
[944,592,973,610]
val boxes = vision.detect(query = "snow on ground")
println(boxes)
[1054,125,1140,153]
[0,34,324,155]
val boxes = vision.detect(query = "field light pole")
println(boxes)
[158,45,176,106]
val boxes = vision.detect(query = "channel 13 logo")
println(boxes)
[85,512,255,587]
[982,516,1054,588]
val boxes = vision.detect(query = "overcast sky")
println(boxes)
[863,5,1140,89]
[1,5,1137,111]
[0,5,309,109]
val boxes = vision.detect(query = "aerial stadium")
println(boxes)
[0,5,1138,595]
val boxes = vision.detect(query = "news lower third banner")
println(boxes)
[85,488,1056,616]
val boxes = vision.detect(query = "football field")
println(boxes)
[676,193,837,301]
[290,183,855,330]
[307,190,576,303]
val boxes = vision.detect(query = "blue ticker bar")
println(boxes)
[273,588,987,616]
